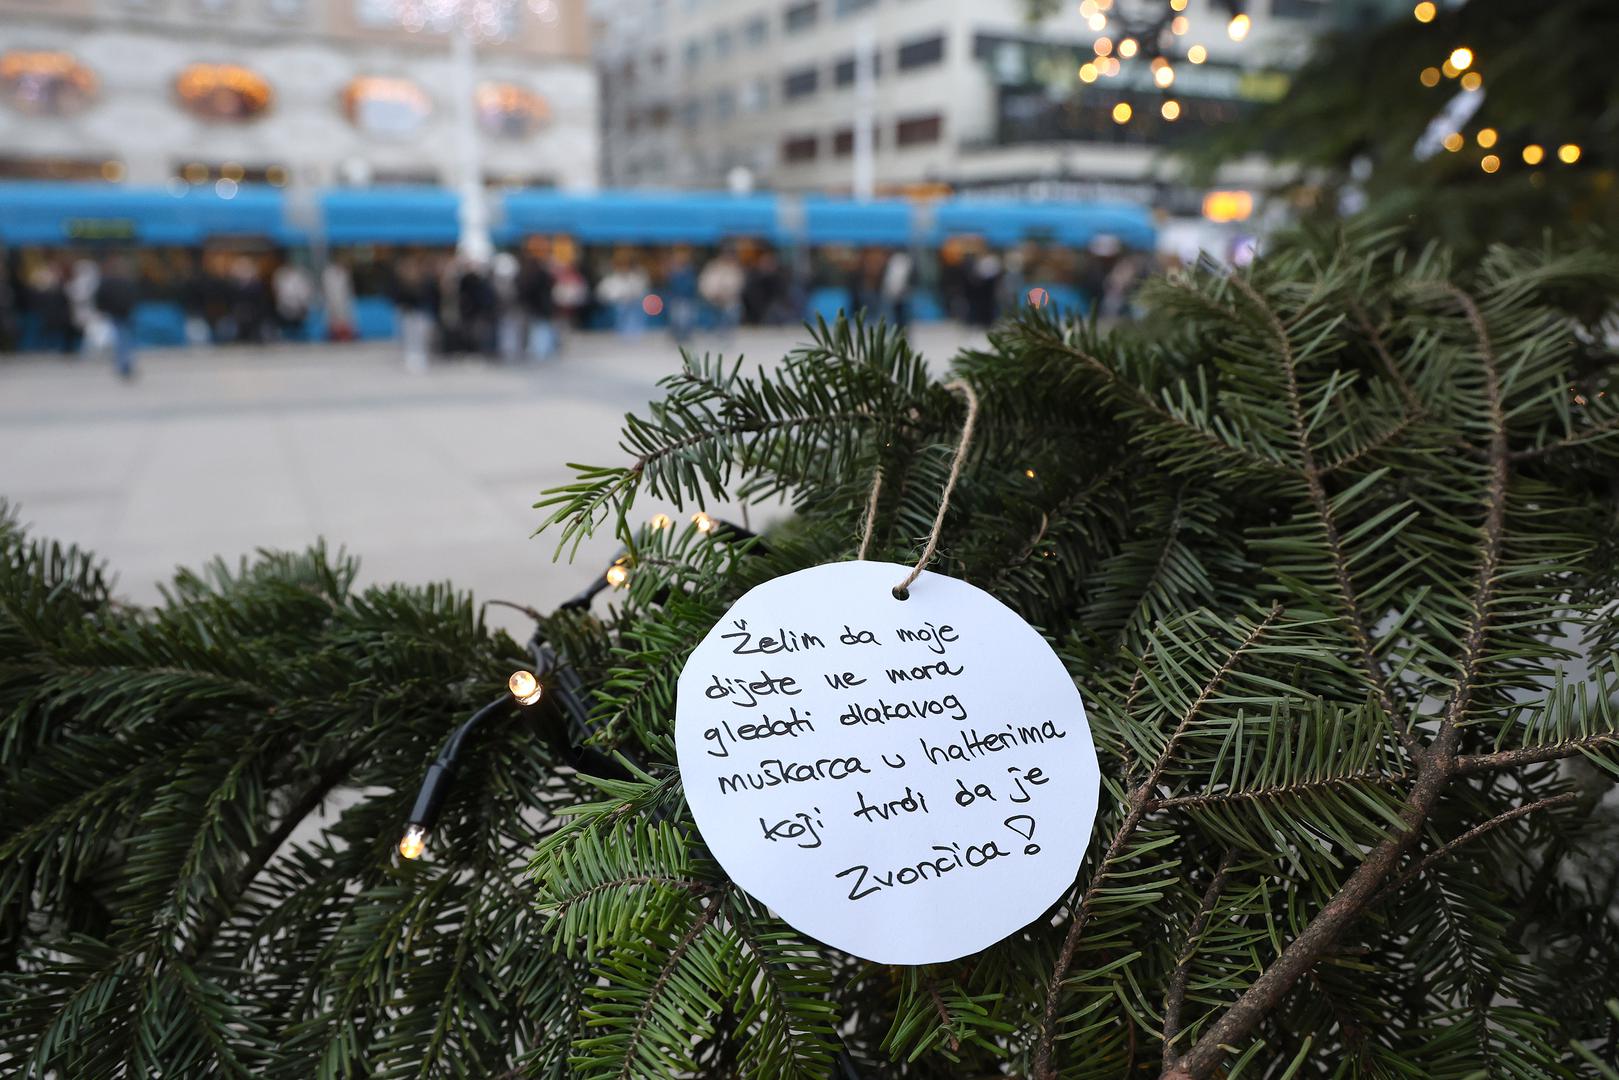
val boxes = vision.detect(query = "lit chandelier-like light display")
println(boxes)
[383,0,558,41]
[1072,0,1249,124]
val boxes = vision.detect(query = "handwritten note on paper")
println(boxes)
[675,560,1101,965]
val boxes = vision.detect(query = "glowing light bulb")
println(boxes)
[1079,0,1097,14]
[1476,127,1497,148]
[399,824,428,860]
[1094,36,1113,56]
[1480,154,1500,174]
[1112,102,1132,123]
[606,560,630,588]
[1441,58,1459,78]
[1079,62,1098,82]
[1169,0,1187,9]
[508,669,543,706]
[1154,64,1175,88]
[1024,468,1038,479]
[1460,71,1482,91]
[1448,46,1473,71]
[1413,1,1436,22]
[1087,12,1107,31]
[1227,13,1250,41]
[691,511,716,534]
[650,512,672,529]
[1161,98,1181,120]
[1441,132,1464,153]
[1171,15,1189,35]
[1187,44,1207,63]
[1118,37,1138,58]
[1558,143,1581,164]
[1419,66,1440,87]
[1522,144,1544,165]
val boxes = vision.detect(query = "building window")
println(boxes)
[743,16,768,45]
[833,53,881,86]
[684,39,702,67]
[476,82,548,137]
[782,66,818,100]
[713,86,736,121]
[835,0,876,14]
[0,51,98,116]
[784,1,818,33]
[895,113,942,146]
[680,97,701,127]
[649,49,666,72]
[265,0,306,17]
[740,76,769,112]
[896,34,945,71]
[176,63,274,122]
[713,28,733,58]
[343,76,431,137]
[833,127,853,155]
[781,134,818,163]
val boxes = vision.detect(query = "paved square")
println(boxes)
[1,326,983,635]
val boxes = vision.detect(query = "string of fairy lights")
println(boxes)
[397,510,737,862]
[1413,2,1582,177]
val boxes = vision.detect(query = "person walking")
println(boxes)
[94,256,139,380]
[663,248,699,344]
[321,260,356,343]
[272,260,314,341]
[878,249,914,329]
[698,247,745,338]
[518,255,557,360]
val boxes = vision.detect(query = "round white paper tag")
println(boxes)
[675,561,1101,965]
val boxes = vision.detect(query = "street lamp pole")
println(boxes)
[448,17,494,264]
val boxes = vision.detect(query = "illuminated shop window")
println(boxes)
[0,51,98,116]
[175,63,273,122]
[475,82,549,138]
[343,75,432,137]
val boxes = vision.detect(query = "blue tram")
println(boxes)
[0,183,1156,347]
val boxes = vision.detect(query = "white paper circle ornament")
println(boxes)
[675,561,1101,965]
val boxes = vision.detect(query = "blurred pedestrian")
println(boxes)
[94,256,139,380]
[321,260,355,342]
[879,249,914,329]
[664,248,699,344]
[743,251,784,325]
[492,252,524,362]
[964,252,1003,327]
[230,257,269,344]
[698,247,744,338]
[392,255,436,373]
[596,257,649,336]
[457,260,498,357]
[518,255,557,360]
[66,258,100,351]
[272,260,313,341]
[550,258,587,334]
[30,264,75,354]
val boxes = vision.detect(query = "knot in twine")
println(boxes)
[857,378,981,599]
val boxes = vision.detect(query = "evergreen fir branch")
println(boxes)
[1034,604,1284,1079]
[1169,277,1519,1080]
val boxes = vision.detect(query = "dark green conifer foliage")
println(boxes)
[4,232,1619,1077]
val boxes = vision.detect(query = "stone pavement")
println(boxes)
[0,325,984,636]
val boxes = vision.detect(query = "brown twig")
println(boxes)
[1376,793,1578,903]
[1162,853,1237,1064]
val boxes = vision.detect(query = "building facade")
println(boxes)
[594,0,1380,198]
[0,0,598,191]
